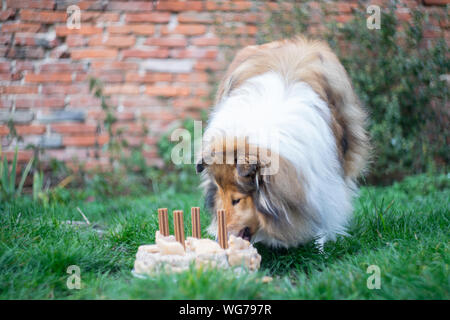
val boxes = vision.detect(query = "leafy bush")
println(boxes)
[328,4,449,183]
[0,147,33,202]
[259,0,449,183]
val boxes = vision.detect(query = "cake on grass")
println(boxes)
[133,230,262,275]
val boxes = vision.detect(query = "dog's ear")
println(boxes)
[252,156,304,223]
[196,159,205,173]
[195,159,205,173]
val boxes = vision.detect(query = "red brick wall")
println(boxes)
[0,0,448,170]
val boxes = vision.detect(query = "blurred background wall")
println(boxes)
[0,0,448,183]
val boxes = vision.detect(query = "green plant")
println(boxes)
[89,78,122,166]
[157,118,202,194]
[0,146,34,202]
[326,3,449,183]
[32,170,86,207]
[84,78,155,197]
[257,0,311,42]
[32,170,49,207]
[258,0,449,183]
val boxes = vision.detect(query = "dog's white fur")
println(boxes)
[200,37,369,248]
[205,72,352,246]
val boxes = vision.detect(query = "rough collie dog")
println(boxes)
[196,37,369,248]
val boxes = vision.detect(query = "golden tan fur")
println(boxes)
[200,137,311,244]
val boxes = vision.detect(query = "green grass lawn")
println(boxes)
[0,174,448,299]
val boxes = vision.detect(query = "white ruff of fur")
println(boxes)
[204,72,354,247]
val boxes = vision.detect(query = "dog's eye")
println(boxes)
[232,199,241,206]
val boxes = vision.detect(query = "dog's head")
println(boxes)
[196,137,305,245]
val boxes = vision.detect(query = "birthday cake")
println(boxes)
[133,230,261,275]
[133,207,261,275]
